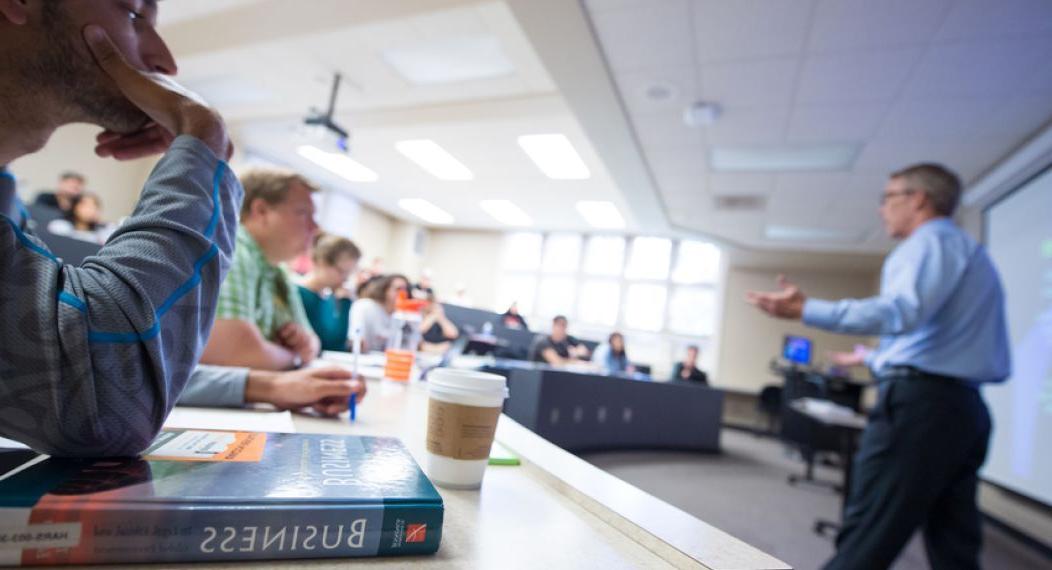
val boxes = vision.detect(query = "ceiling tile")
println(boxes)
[854,135,1021,183]
[786,102,889,142]
[700,58,799,108]
[876,98,999,139]
[900,37,1052,100]
[589,0,694,73]
[629,110,706,149]
[707,173,777,196]
[692,0,814,63]
[935,0,1052,42]
[775,172,853,194]
[807,0,953,53]
[644,147,708,182]
[796,47,925,104]
[706,107,791,145]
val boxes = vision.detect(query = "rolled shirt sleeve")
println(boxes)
[0,136,243,457]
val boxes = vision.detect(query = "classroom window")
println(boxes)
[667,286,718,336]
[625,237,672,281]
[496,274,538,316]
[502,232,543,271]
[578,280,621,327]
[582,236,626,276]
[542,233,584,274]
[623,283,667,332]
[536,276,577,318]
[672,240,722,285]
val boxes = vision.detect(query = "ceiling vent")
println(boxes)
[714,195,767,212]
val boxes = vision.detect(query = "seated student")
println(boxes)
[179,365,366,417]
[420,294,459,353]
[529,315,591,365]
[297,233,361,352]
[591,332,634,374]
[349,274,409,352]
[671,345,709,385]
[201,169,321,370]
[33,171,85,213]
[501,302,529,330]
[46,192,116,244]
[0,1,241,457]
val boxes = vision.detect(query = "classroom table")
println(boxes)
[70,357,791,570]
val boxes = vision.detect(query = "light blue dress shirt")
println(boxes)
[803,218,1011,384]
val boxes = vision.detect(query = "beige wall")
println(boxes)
[715,266,879,393]
[9,124,159,220]
[422,229,504,310]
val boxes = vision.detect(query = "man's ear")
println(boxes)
[0,0,31,25]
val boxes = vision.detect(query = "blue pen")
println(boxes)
[349,393,357,423]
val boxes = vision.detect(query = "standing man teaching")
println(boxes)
[0,1,241,456]
[748,163,1009,570]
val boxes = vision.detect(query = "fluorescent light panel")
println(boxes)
[296,145,378,182]
[381,36,515,85]
[480,200,532,227]
[518,134,591,180]
[576,201,625,229]
[395,140,474,181]
[710,144,860,172]
[398,198,454,225]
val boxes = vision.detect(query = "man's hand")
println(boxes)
[83,26,232,161]
[828,344,871,368]
[277,322,320,366]
[746,274,806,320]
[245,367,367,417]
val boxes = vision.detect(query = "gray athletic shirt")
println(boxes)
[0,135,243,457]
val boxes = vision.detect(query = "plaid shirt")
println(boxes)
[215,226,311,341]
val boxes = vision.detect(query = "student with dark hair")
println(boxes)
[592,332,633,374]
[529,315,590,365]
[671,345,708,385]
[47,192,115,244]
[34,171,85,212]
[349,273,410,351]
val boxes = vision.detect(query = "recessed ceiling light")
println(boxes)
[398,198,454,225]
[518,134,591,180]
[765,225,864,242]
[710,144,860,172]
[296,145,378,182]
[480,200,533,227]
[381,36,515,85]
[395,140,474,181]
[576,201,625,229]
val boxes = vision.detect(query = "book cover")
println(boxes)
[0,430,443,566]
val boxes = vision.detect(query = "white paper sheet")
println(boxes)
[163,407,297,434]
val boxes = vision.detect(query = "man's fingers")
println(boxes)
[95,126,168,158]
[309,367,355,380]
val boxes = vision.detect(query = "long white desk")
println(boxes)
[76,363,791,569]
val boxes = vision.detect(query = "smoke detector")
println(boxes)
[683,101,722,128]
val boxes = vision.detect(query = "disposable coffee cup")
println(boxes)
[425,368,509,489]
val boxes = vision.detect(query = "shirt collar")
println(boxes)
[236,226,279,272]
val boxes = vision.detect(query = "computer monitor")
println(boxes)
[782,335,812,365]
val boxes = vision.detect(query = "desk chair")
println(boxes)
[756,385,783,435]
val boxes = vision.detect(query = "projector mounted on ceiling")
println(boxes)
[303,73,351,153]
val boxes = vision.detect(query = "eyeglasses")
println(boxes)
[880,189,916,205]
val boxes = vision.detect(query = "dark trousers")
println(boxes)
[824,372,992,570]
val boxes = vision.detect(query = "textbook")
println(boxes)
[0,430,443,566]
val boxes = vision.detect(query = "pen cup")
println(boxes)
[425,369,509,489]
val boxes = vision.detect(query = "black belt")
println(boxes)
[880,365,971,386]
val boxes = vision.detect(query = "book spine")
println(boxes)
[10,503,442,566]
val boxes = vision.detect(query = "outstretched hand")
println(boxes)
[746,274,806,320]
[83,25,232,161]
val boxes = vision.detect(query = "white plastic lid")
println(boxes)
[428,368,508,399]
